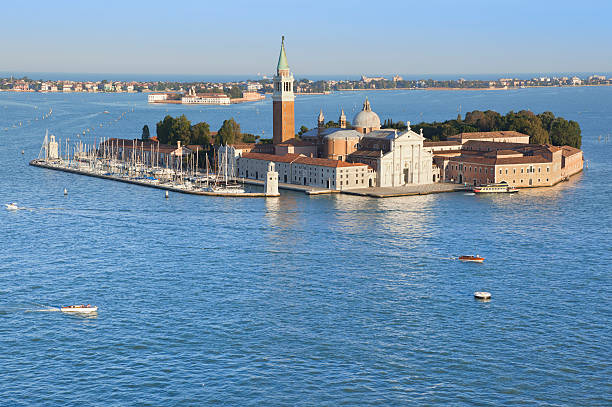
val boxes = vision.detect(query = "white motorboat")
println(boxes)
[5,203,19,211]
[60,304,98,313]
[474,292,491,300]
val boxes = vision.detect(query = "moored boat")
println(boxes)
[473,181,518,194]
[459,255,484,263]
[60,304,98,313]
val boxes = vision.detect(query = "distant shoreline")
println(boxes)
[336,83,612,92]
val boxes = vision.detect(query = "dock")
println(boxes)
[341,183,469,198]
[29,160,279,198]
[238,177,339,195]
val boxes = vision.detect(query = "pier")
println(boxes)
[29,160,279,198]
[341,183,470,198]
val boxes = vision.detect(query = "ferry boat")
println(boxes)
[459,255,484,263]
[60,304,98,313]
[473,181,518,194]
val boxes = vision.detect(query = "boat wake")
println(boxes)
[463,193,476,196]
[26,307,61,312]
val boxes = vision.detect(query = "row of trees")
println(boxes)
[382,110,581,148]
[146,115,255,146]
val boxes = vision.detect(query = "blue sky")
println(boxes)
[2,0,611,76]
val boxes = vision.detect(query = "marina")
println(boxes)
[29,133,280,198]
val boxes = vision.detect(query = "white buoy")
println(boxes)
[165,191,169,199]
[21,150,24,155]
[474,291,491,300]
[64,188,68,196]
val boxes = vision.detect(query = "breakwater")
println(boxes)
[29,160,279,198]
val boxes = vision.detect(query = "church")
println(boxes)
[235,37,437,189]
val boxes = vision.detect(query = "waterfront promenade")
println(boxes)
[342,183,469,198]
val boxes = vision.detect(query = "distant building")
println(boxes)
[148,93,168,103]
[181,88,230,105]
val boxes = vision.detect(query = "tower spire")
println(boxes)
[277,36,289,73]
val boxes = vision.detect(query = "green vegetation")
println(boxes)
[141,125,150,140]
[155,115,210,146]
[382,110,581,148]
[226,87,243,99]
[155,115,255,146]
[216,118,241,145]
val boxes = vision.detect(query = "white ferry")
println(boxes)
[473,181,518,194]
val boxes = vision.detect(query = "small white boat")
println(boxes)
[474,292,491,300]
[5,203,19,211]
[60,304,98,313]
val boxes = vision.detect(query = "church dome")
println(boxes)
[353,97,380,129]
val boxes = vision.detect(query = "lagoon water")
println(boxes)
[0,87,611,405]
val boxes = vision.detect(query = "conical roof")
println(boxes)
[277,36,289,72]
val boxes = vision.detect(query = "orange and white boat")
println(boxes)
[60,304,98,313]
[459,255,484,263]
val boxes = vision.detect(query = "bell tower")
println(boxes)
[273,36,295,145]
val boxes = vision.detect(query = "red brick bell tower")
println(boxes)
[272,36,295,145]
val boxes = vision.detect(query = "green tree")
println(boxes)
[241,133,257,143]
[191,122,211,145]
[156,115,174,144]
[169,114,192,146]
[216,118,241,145]
[227,87,243,99]
[298,125,309,136]
[141,125,150,140]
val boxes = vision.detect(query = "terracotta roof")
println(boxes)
[229,143,256,150]
[485,149,524,157]
[101,138,182,154]
[241,152,367,168]
[241,152,302,163]
[348,150,381,158]
[277,139,316,147]
[424,141,462,147]
[295,156,366,168]
[452,131,530,140]
[450,154,550,165]
[561,145,582,157]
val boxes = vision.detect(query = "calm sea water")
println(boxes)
[0,88,610,406]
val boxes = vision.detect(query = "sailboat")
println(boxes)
[204,147,245,193]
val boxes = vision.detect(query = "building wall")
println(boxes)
[273,101,295,145]
[237,157,371,190]
[445,155,563,187]
[561,151,584,178]
[325,137,360,160]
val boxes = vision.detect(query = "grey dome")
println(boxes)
[353,97,380,129]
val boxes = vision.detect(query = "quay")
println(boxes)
[29,160,279,198]
[341,183,470,198]
[238,177,338,195]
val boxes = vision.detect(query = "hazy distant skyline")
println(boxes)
[3,0,611,77]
